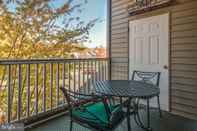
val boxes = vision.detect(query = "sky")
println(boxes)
[8,0,107,48]
[75,0,107,48]
[51,0,107,48]
[78,0,107,48]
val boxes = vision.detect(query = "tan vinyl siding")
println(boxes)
[110,0,197,119]
[111,0,129,80]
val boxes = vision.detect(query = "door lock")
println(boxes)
[163,65,168,69]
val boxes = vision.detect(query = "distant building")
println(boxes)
[94,47,107,58]
[72,47,106,59]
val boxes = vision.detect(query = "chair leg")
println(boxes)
[120,97,122,104]
[70,120,73,131]
[157,95,162,118]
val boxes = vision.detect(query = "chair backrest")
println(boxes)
[60,87,110,115]
[131,70,160,87]
[61,88,90,107]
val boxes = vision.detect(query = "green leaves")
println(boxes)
[0,0,97,59]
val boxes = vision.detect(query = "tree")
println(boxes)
[0,0,99,123]
[0,0,97,59]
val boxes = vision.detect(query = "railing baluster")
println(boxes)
[26,64,30,117]
[62,63,65,103]
[68,63,71,91]
[107,59,110,80]
[7,65,11,123]
[17,64,22,120]
[62,63,65,88]
[50,63,53,110]
[102,61,105,80]
[91,60,94,91]
[82,61,85,93]
[42,64,46,112]
[35,64,38,114]
[98,60,101,80]
[95,61,97,81]
[78,61,80,92]
[105,61,107,80]
[73,62,76,93]
[87,61,89,93]
[56,63,60,106]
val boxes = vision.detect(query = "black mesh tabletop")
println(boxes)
[94,80,160,99]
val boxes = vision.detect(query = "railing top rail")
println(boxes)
[0,58,109,65]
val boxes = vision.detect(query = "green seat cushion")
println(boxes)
[72,102,120,127]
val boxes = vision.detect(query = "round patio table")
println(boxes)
[94,80,160,131]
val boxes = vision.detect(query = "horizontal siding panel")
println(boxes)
[111,42,128,47]
[111,33,128,39]
[171,8,197,19]
[111,38,128,43]
[111,58,128,63]
[111,18,128,26]
[171,43,197,51]
[171,30,197,38]
[172,58,197,65]
[172,97,197,109]
[172,50,197,58]
[111,47,128,52]
[112,15,129,22]
[171,83,197,94]
[171,23,197,31]
[112,9,128,17]
[111,62,128,80]
[172,15,197,25]
[171,103,197,115]
[111,75,128,80]
[111,23,128,30]
[112,3,128,13]
[171,0,197,12]
[111,51,128,56]
[111,53,128,58]
[171,64,197,72]
[171,77,197,86]
[172,89,197,100]
[171,70,197,79]
[111,45,128,49]
[111,37,128,41]
[112,0,128,8]
[172,37,197,44]
[111,28,128,35]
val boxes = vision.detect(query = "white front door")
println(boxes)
[129,13,169,111]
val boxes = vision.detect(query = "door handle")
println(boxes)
[163,65,168,69]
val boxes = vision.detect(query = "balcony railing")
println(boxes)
[0,58,109,124]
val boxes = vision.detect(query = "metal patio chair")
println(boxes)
[131,70,162,117]
[60,87,127,131]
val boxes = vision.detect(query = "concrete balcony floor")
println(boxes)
[27,109,197,131]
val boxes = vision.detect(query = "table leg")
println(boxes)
[127,98,131,131]
[147,99,152,131]
[133,99,152,131]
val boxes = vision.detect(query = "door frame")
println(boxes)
[128,13,170,111]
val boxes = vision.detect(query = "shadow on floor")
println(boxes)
[27,109,197,131]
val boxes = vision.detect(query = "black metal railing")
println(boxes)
[0,58,109,124]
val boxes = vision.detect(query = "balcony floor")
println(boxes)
[27,109,197,131]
